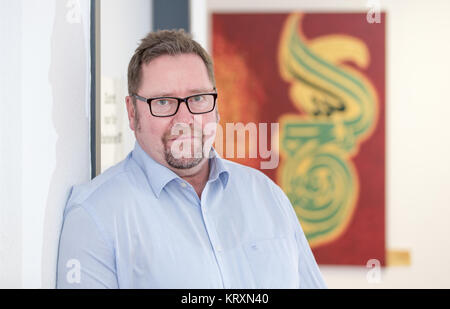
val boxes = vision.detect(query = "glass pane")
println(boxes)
[100,0,152,172]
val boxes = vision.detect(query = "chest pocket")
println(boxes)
[243,236,299,288]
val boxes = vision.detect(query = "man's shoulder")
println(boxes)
[220,158,294,224]
[65,154,141,214]
[221,158,278,188]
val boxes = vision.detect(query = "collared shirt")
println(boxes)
[56,142,326,289]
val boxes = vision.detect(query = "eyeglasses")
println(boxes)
[133,92,218,117]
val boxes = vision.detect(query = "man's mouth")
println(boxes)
[168,132,202,141]
[171,135,196,141]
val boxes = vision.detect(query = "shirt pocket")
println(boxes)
[243,236,299,288]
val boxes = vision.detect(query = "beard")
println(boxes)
[162,123,215,170]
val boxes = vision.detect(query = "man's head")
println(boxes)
[125,29,219,173]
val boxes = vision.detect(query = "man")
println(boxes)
[56,30,326,289]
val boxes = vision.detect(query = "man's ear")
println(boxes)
[125,96,136,131]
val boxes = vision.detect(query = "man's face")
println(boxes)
[126,53,218,172]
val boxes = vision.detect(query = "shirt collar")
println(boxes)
[131,142,179,198]
[131,142,230,198]
[208,147,230,189]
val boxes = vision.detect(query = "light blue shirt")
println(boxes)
[56,142,326,289]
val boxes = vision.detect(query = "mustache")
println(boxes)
[163,123,204,141]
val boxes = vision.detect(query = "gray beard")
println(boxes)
[164,148,204,169]
[163,136,207,169]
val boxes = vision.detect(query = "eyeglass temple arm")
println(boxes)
[133,94,148,103]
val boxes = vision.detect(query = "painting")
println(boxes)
[212,12,385,265]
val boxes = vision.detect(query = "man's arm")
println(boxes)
[271,183,327,288]
[294,221,328,288]
[56,205,118,289]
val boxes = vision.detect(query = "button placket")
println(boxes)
[200,187,226,288]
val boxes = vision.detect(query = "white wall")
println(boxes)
[190,0,208,50]
[208,0,450,288]
[0,0,92,288]
[0,0,23,289]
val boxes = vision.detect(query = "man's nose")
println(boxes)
[173,100,194,124]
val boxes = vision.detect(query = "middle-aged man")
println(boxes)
[57,29,326,289]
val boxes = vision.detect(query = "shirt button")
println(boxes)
[180,182,187,188]
[216,246,223,253]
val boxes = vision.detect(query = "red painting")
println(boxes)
[212,12,385,266]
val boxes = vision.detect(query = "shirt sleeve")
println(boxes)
[272,183,328,289]
[56,204,118,289]
[294,220,328,288]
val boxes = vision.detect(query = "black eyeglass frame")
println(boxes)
[133,92,218,117]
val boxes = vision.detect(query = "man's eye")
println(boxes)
[155,99,170,106]
[191,95,204,102]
